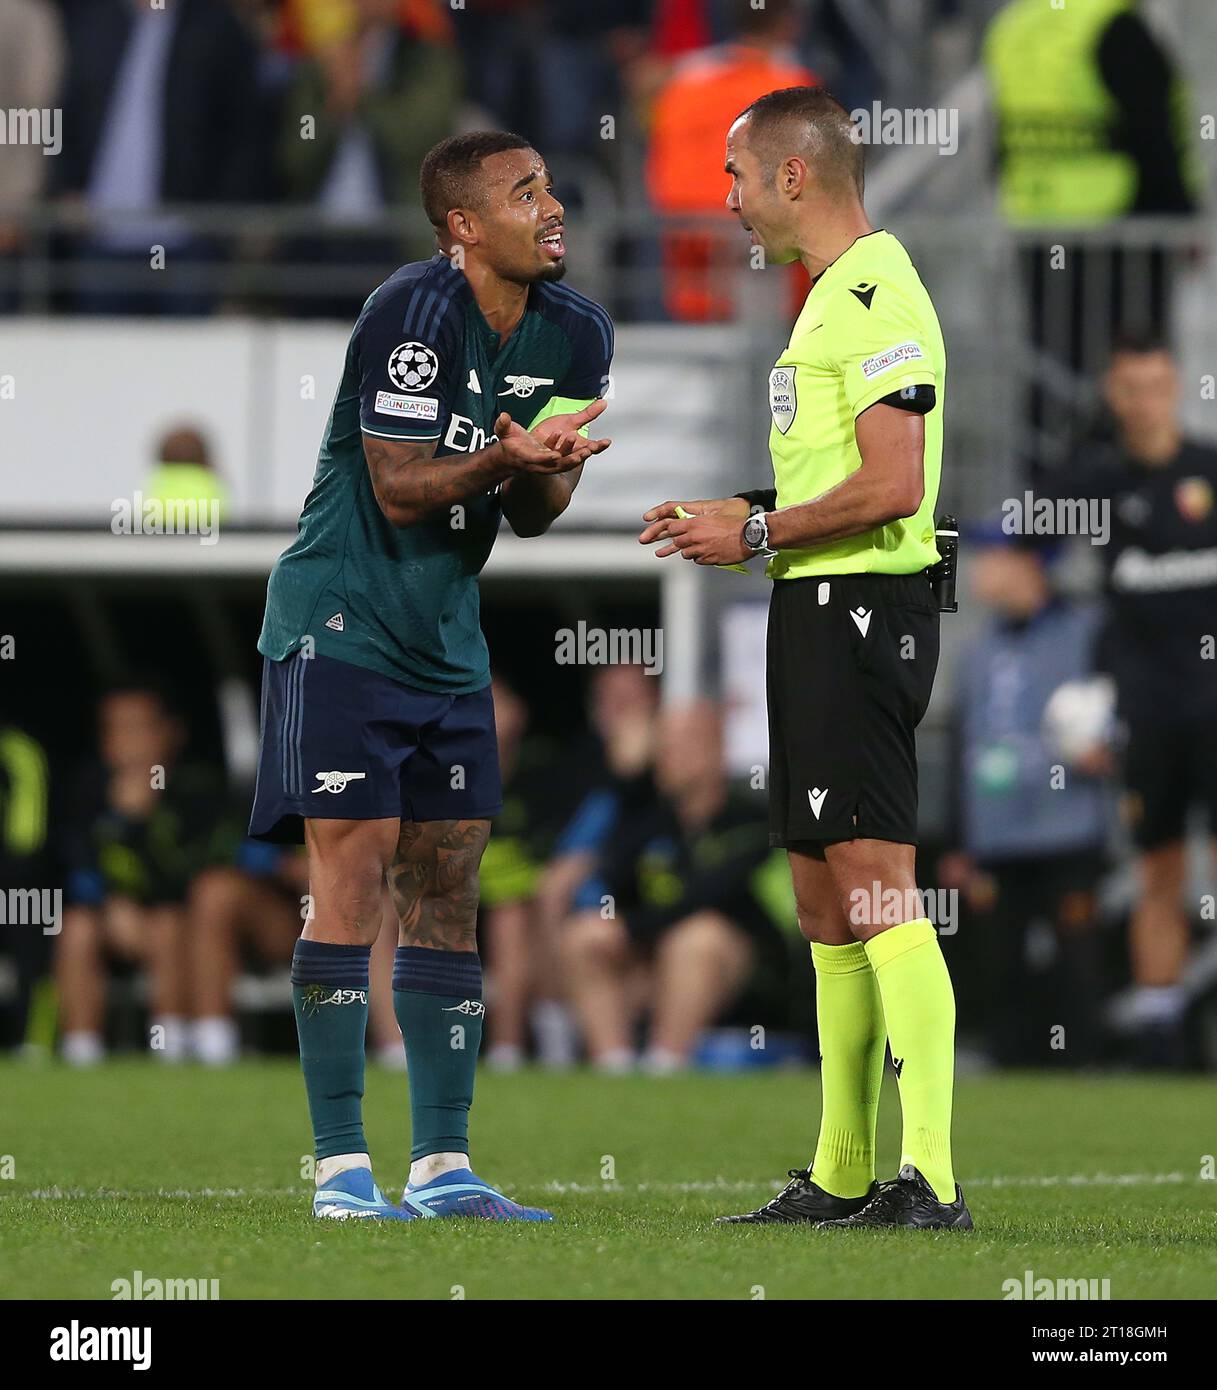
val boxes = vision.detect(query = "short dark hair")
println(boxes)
[99,674,181,721]
[419,131,535,233]
[735,86,863,197]
[1109,328,1172,362]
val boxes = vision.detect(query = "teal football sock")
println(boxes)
[291,940,371,1162]
[393,946,484,1162]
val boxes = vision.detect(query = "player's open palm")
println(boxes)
[495,408,610,475]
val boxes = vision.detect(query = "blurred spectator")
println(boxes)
[561,701,776,1073]
[142,424,230,530]
[479,674,586,1070]
[985,0,1196,227]
[646,0,815,321]
[51,0,270,314]
[277,0,460,238]
[183,844,304,1065]
[535,2,651,161]
[0,0,64,308]
[277,0,460,316]
[0,712,54,1050]
[1047,334,1217,1066]
[531,663,660,1064]
[983,0,1200,472]
[56,680,242,1064]
[942,530,1114,1067]
[448,2,647,168]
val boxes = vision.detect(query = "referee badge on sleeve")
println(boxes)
[769,366,797,434]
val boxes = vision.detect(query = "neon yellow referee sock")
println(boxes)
[864,917,957,1203]
[809,940,887,1200]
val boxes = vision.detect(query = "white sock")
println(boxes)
[594,1048,635,1075]
[374,1042,408,1071]
[150,1015,187,1061]
[641,1046,685,1076]
[62,1031,104,1066]
[315,1152,372,1187]
[1130,985,1185,1025]
[531,1000,577,1067]
[191,1016,239,1066]
[408,1151,469,1187]
[486,1042,523,1072]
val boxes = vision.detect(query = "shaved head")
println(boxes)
[733,86,864,198]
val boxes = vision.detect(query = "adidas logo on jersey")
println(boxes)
[325,613,345,632]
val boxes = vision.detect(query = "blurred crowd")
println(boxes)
[0,0,1202,321]
[0,0,974,318]
[0,0,853,310]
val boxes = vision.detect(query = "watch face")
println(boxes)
[743,516,766,550]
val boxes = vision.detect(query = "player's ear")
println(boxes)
[447,206,478,250]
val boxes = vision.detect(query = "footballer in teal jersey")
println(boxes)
[250,132,612,1224]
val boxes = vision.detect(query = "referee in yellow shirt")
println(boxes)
[641,87,970,1230]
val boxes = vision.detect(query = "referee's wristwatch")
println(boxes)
[741,512,770,554]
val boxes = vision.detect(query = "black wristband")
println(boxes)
[734,488,777,512]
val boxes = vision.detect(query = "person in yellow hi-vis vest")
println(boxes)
[985,0,1195,224]
[983,0,1199,472]
[0,720,53,1051]
[142,425,228,533]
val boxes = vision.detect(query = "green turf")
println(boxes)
[1,1060,1214,1300]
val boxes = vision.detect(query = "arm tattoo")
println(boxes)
[388,819,490,951]
[364,435,508,525]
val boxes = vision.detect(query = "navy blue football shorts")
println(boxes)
[249,652,503,844]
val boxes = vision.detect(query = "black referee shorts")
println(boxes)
[766,572,939,854]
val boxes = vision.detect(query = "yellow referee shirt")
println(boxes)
[766,230,945,580]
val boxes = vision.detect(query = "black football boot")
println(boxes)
[715,1168,878,1225]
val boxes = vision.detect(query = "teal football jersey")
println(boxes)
[259,255,614,693]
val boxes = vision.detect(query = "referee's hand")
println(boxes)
[639,509,750,565]
[641,497,749,528]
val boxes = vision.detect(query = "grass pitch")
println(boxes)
[2,1061,1214,1300]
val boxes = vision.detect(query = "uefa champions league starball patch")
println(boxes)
[387,341,440,392]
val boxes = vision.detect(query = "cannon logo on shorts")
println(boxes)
[387,341,439,392]
[769,366,797,434]
[311,771,368,794]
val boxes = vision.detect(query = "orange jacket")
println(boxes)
[648,45,817,213]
